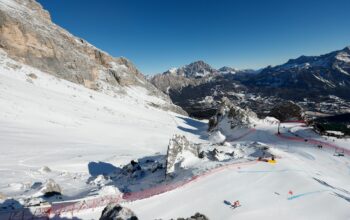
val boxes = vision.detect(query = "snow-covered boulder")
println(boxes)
[208,130,226,144]
[165,135,199,176]
[38,166,51,173]
[91,175,110,187]
[100,204,138,220]
[263,116,280,125]
[198,142,236,161]
[98,186,121,196]
[40,179,62,196]
[208,97,259,134]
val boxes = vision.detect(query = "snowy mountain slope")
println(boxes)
[0,0,184,114]
[0,0,349,218]
[1,53,349,219]
[53,122,350,220]
[123,123,350,220]
[0,51,208,200]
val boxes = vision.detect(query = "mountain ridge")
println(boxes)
[151,46,350,118]
[0,0,186,114]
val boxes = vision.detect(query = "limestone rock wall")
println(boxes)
[0,0,186,114]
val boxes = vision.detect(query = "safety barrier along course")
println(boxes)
[276,132,350,156]
[1,128,259,219]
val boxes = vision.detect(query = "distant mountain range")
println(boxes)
[246,46,350,99]
[151,47,350,118]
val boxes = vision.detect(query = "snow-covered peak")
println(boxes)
[219,66,238,74]
[335,51,350,63]
[162,60,218,78]
[267,46,350,72]
[343,46,350,52]
[168,67,178,74]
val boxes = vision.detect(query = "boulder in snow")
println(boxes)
[165,135,199,176]
[176,212,209,220]
[38,166,51,173]
[208,130,226,144]
[208,97,259,134]
[27,73,38,79]
[40,179,62,197]
[100,204,138,220]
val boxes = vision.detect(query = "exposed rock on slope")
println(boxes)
[208,97,259,132]
[40,179,62,197]
[0,0,185,114]
[174,212,209,220]
[165,135,199,176]
[151,60,219,94]
[100,204,138,220]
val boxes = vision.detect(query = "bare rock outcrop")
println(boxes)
[174,212,209,220]
[151,61,218,94]
[165,135,199,176]
[208,97,259,132]
[0,0,186,115]
[100,204,138,220]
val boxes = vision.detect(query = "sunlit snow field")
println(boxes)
[0,54,349,220]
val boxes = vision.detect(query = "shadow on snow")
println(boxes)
[0,198,83,220]
[175,116,208,140]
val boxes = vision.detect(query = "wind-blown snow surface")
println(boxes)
[1,53,350,219]
[0,53,208,199]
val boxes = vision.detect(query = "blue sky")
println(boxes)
[37,0,350,75]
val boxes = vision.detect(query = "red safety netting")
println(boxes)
[276,133,350,156]
[1,129,259,219]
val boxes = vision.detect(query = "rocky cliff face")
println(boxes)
[151,60,219,94]
[0,0,185,114]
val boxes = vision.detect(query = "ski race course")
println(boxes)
[1,123,350,220]
[0,61,349,220]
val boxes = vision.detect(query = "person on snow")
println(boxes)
[232,200,240,208]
